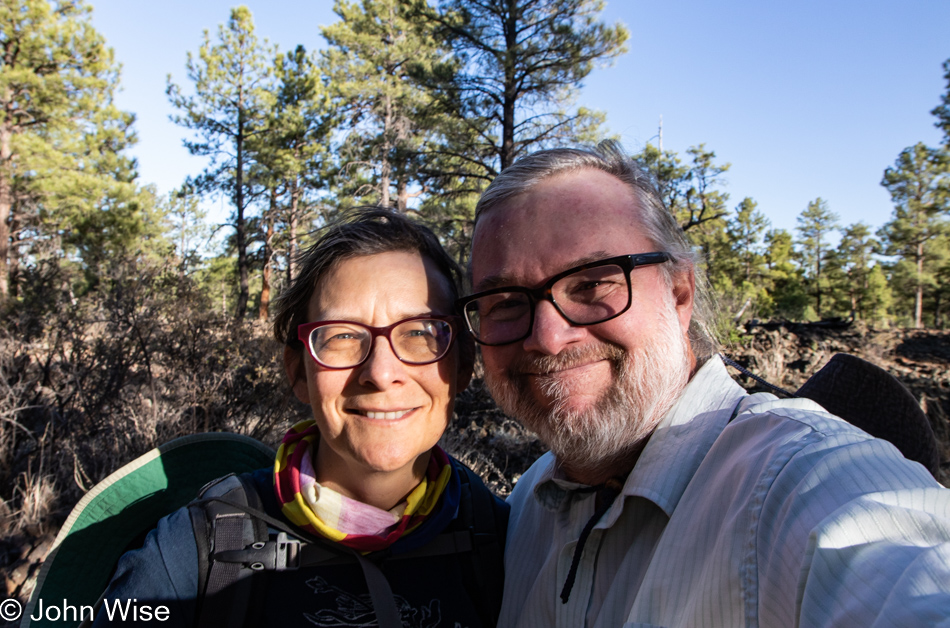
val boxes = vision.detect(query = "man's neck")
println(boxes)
[559,438,648,486]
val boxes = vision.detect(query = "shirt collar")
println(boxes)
[532,356,747,518]
[619,356,746,518]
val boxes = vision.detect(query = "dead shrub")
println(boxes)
[0,256,303,541]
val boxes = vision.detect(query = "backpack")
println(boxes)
[722,353,940,477]
[24,434,507,628]
[22,433,276,628]
[187,459,507,628]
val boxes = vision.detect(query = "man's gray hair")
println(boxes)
[473,140,718,363]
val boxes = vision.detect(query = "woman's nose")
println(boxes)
[357,335,406,388]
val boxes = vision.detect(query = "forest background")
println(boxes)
[2,0,950,603]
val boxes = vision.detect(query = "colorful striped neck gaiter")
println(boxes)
[273,419,453,552]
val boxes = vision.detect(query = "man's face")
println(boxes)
[470,168,696,480]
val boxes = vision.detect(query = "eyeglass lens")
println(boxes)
[307,319,453,368]
[464,263,629,344]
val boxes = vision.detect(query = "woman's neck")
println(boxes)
[313,445,431,511]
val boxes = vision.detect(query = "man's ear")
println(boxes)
[284,345,310,404]
[456,332,476,392]
[672,266,696,334]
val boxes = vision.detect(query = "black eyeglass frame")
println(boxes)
[297,315,459,370]
[456,252,672,346]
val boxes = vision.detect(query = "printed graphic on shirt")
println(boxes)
[303,576,462,627]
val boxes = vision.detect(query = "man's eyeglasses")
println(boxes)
[456,252,672,346]
[297,316,457,369]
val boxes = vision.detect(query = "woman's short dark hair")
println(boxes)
[272,207,466,351]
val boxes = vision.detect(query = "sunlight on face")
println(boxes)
[291,250,460,496]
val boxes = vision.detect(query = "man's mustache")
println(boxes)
[507,343,626,377]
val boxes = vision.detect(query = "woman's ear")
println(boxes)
[456,332,476,392]
[284,345,310,403]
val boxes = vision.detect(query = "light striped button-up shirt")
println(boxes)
[499,357,950,628]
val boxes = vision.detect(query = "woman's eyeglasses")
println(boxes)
[297,315,457,369]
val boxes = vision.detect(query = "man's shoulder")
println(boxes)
[714,394,940,501]
[729,393,895,459]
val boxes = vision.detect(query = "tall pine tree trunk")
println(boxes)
[259,189,275,321]
[397,178,408,212]
[380,92,393,207]
[500,0,518,170]
[234,112,249,320]
[0,126,12,300]
[915,241,924,329]
[288,176,300,283]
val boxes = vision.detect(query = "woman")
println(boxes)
[93,208,507,627]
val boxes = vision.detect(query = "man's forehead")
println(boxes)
[473,250,616,291]
[471,172,649,289]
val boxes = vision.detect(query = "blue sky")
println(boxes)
[89,1,949,236]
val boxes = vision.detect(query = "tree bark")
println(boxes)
[0,125,13,300]
[499,0,518,170]
[259,189,275,322]
[288,175,300,283]
[235,109,249,320]
[380,92,393,208]
[915,241,924,329]
[396,177,408,212]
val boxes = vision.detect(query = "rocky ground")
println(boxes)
[4,324,950,623]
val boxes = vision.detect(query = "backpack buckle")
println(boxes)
[275,532,301,570]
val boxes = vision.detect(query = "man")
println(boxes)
[458,141,950,627]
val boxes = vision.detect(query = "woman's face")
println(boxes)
[288,250,463,492]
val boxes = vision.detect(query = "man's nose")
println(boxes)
[522,300,587,355]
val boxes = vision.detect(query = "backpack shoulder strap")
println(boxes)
[192,476,404,628]
[450,458,509,626]
[188,473,268,628]
[189,462,508,628]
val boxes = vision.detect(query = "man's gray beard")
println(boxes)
[485,299,691,481]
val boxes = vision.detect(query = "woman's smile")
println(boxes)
[348,407,418,420]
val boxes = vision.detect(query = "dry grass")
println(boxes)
[0,260,307,544]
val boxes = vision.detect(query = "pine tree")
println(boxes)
[795,198,839,319]
[166,6,274,320]
[825,222,878,320]
[728,198,769,284]
[163,184,208,279]
[932,57,950,148]
[677,146,731,232]
[764,228,808,320]
[0,0,147,298]
[878,143,948,328]
[417,0,628,185]
[250,44,330,318]
[719,197,770,322]
[634,144,689,214]
[321,0,443,210]
[863,264,893,326]
[635,144,731,234]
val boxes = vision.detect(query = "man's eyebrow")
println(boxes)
[473,274,518,292]
[474,251,616,292]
